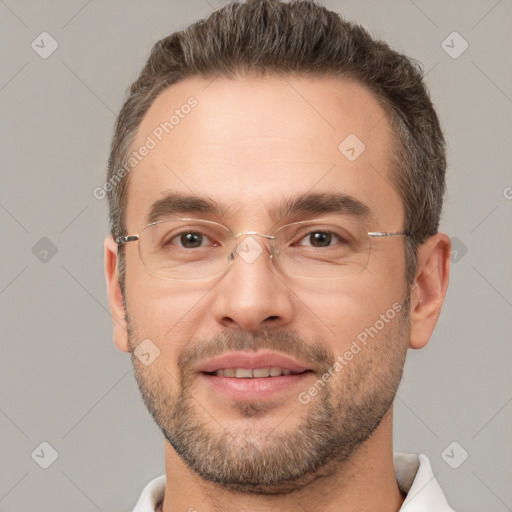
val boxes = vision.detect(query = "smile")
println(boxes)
[207,367,308,378]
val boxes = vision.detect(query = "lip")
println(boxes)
[196,351,315,402]
[200,372,312,401]
[196,351,312,374]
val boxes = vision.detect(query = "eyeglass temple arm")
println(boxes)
[367,231,411,238]
[115,235,139,245]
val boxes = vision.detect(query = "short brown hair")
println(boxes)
[107,0,446,287]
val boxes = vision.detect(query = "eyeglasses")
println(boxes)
[116,217,410,281]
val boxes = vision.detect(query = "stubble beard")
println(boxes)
[128,299,410,494]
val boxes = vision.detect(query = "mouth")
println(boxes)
[205,367,309,378]
[196,352,315,401]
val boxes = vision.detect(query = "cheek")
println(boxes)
[292,272,406,350]
[124,264,209,347]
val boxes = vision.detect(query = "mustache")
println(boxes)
[177,327,335,376]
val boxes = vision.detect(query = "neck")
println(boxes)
[159,409,405,512]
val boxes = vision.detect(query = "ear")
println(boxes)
[104,236,129,352]
[409,233,451,350]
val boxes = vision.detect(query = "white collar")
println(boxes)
[132,452,455,511]
[394,452,455,511]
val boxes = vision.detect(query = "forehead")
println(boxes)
[125,74,403,230]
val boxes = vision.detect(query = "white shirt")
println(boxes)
[132,452,455,511]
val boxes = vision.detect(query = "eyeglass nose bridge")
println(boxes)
[227,231,278,262]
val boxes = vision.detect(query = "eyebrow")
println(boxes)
[147,193,230,224]
[146,191,373,225]
[273,192,373,224]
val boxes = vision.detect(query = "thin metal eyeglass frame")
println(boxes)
[115,218,411,280]
[115,218,410,245]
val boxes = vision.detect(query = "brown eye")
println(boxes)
[309,232,332,247]
[167,231,211,249]
[179,232,204,248]
[298,231,342,248]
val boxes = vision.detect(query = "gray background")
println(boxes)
[1,0,511,510]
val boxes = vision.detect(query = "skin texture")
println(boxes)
[104,74,451,512]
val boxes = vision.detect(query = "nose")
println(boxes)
[211,234,295,331]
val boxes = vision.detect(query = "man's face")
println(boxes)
[121,75,410,493]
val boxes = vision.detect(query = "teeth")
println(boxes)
[270,367,282,377]
[213,367,299,378]
[253,367,270,378]
[235,368,253,378]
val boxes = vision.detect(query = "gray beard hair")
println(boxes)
[128,299,409,494]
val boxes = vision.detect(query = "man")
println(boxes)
[104,1,453,510]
